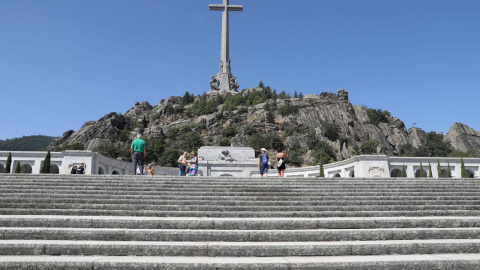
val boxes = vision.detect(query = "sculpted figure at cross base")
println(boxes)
[210,76,220,91]
[217,150,236,162]
[229,75,239,90]
[210,73,239,94]
[208,0,243,95]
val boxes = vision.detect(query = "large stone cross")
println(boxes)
[209,0,243,94]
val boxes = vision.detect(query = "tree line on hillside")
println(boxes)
[0,135,55,151]
[160,81,303,118]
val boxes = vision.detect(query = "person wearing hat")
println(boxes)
[258,148,269,177]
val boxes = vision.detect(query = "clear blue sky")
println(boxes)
[1,0,479,140]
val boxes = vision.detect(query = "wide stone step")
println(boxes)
[2,239,480,257]
[2,227,480,242]
[9,179,471,185]
[0,254,479,270]
[0,193,480,203]
[2,208,479,217]
[0,182,479,192]
[2,203,480,213]
[4,188,479,196]
[4,175,476,180]
[1,177,478,185]
[4,191,478,200]
[2,197,480,206]
[3,183,478,190]
[0,193,480,204]
[3,192,480,202]
[2,182,478,190]
[0,178,476,185]
[2,216,480,230]
[12,183,470,190]
[3,175,479,182]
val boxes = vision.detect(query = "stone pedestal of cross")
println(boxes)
[209,0,243,94]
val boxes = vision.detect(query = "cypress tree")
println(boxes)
[419,162,425,177]
[461,158,467,178]
[45,151,51,173]
[437,159,442,178]
[14,161,21,173]
[401,164,407,177]
[447,162,452,178]
[41,151,51,174]
[428,162,433,178]
[5,152,12,173]
[319,161,324,177]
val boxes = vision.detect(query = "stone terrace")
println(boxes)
[1,174,480,269]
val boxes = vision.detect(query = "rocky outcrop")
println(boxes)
[445,122,480,155]
[407,127,427,149]
[125,101,153,119]
[48,113,127,150]
[48,88,480,161]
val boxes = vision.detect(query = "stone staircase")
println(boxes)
[1,174,480,269]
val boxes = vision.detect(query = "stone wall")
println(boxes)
[2,150,479,179]
[271,155,480,179]
[0,151,130,175]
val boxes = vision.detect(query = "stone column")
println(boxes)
[209,0,243,94]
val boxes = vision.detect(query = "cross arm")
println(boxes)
[209,4,243,11]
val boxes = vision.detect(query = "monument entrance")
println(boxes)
[197,146,259,177]
[208,0,242,94]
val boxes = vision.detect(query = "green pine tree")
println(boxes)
[428,162,433,178]
[437,159,442,178]
[14,161,20,173]
[419,162,425,177]
[5,152,12,173]
[258,81,265,89]
[461,158,467,178]
[319,161,324,177]
[447,162,452,178]
[401,164,407,177]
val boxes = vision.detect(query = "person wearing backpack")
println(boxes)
[258,148,269,177]
[276,147,289,177]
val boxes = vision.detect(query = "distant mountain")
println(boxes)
[0,135,56,151]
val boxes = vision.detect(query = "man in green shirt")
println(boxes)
[131,134,147,175]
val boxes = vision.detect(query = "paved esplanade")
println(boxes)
[209,0,242,94]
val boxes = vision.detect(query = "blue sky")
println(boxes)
[1,0,479,140]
